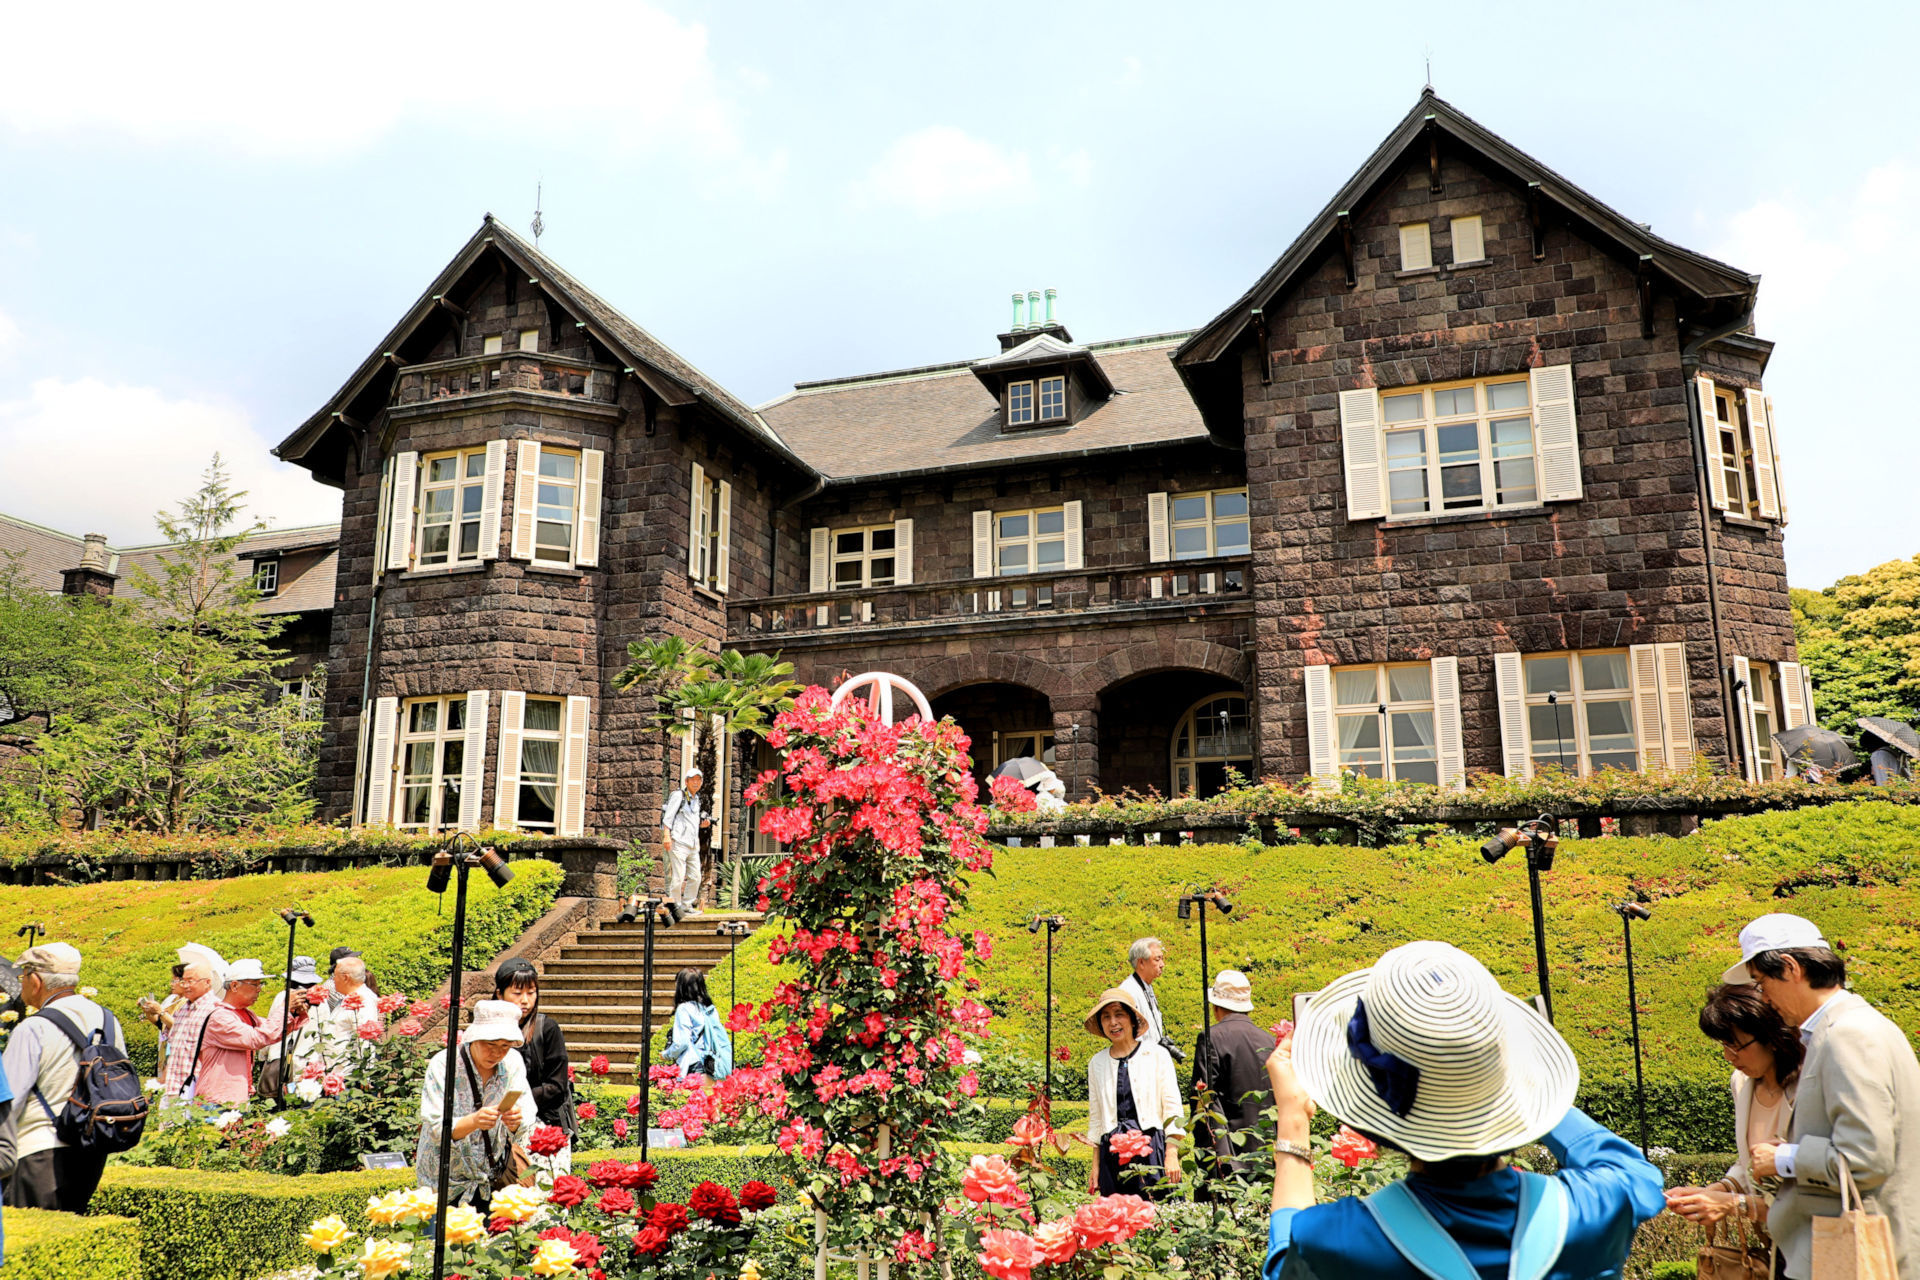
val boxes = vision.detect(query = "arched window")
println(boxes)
[1171,694,1253,797]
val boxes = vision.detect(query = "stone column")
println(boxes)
[1052,696,1099,802]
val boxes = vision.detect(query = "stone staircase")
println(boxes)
[540,910,762,1085]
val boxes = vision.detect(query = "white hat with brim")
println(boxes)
[1722,913,1829,984]
[1294,940,1580,1162]
[225,960,273,983]
[464,999,525,1046]
[1208,969,1255,1013]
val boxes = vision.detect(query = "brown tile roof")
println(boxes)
[0,514,87,595]
[759,333,1209,482]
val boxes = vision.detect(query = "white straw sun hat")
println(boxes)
[1293,940,1580,1162]
[465,999,526,1046]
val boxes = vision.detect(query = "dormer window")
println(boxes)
[253,556,280,597]
[1008,381,1035,426]
[1038,377,1066,422]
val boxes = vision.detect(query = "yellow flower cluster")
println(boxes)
[365,1187,438,1226]
[491,1182,549,1223]
[301,1215,357,1255]
[528,1238,580,1275]
[443,1205,488,1247]
[354,1238,413,1280]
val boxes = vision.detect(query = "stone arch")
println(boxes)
[1073,638,1250,698]
[919,649,1071,704]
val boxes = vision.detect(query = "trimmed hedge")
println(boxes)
[0,823,550,876]
[0,1208,142,1280]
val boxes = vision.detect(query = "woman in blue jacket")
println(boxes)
[661,969,729,1080]
[1264,941,1665,1280]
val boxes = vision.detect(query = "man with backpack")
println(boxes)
[0,943,143,1214]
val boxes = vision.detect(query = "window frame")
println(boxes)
[513,696,565,833]
[394,695,468,833]
[1007,380,1036,427]
[692,470,724,589]
[416,446,492,568]
[253,557,280,598]
[1169,488,1251,561]
[830,524,898,591]
[1399,221,1433,271]
[532,446,582,568]
[1170,693,1253,797]
[993,506,1067,577]
[1037,376,1067,423]
[1520,649,1641,778]
[1711,386,1756,517]
[1331,663,1439,784]
[1380,375,1541,520]
[1749,661,1782,781]
[992,728,1057,769]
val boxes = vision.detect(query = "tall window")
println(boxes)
[253,557,280,597]
[418,448,490,566]
[1038,377,1066,423]
[1171,490,1250,560]
[1748,662,1781,781]
[1333,665,1437,784]
[692,471,724,588]
[534,450,579,564]
[1523,651,1638,776]
[996,508,1066,576]
[1711,387,1753,515]
[833,526,896,589]
[397,696,466,831]
[1007,381,1035,427]
[993,730,1056,768]
[514,698,563,831]
[1171,694,1252,797]
[1383,377,1538,518]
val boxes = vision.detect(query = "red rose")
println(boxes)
[631,1226,670,1257]
[303,988,327,1007]
[624,1093,641,1117]
[569,1229,606,1268]
[549,1175,591,1208]
[647,1202,689,1236]
[1053,1046,1071,1062]
[395,1018,423,1037]
[357,1022,383,1042]
[739,1180,778,1213]
[585,1161,625,1190]
[321,1073,344,1096]
[1009,1114,1050,1149]
[689,1181,739,1225]
[589,1055,610,1076]
[1331,1125,1379,1168]
[625,1161,659,1191]
[566,1063,577,1083]
[596,1188,635,1216]
[576,1102,598,1121]
[1072,1199,1128,1248]
[528,1125,569,1157]
[487,1214,515,1235]
[612,1119,629,1140]
[409,999,433,1018]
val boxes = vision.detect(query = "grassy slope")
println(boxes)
[723,804,1920,1095]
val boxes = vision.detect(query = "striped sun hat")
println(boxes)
[1294,941,1579,1162]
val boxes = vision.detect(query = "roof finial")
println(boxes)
[1424,47,1433,94]
[531,181,545,248]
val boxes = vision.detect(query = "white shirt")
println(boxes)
[1774,993,1842,1180]
[1086,1038,1185,1142]
[2,995,124,1157]
[1122,973,1168,1047]
[662,789,704,850]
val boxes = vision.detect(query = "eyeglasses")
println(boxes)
[1720,1037,1758,1058]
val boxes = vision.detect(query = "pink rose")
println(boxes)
[961,1155,1024,1207]
[1033,1220,1078,1265]
[977,1228,1036,1280]
[321,1073,344,1097]
[589,1054,610,1076]
[1072,1199,1128,1248]
[1110,1129,1152,1165]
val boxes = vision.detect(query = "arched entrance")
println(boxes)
[1170,692,1254,797]
[930,682,1055,790]
[1096,670,1248,797]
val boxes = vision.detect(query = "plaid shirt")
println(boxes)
[160,992,221,1101]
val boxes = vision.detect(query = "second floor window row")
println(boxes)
[381,439,604,576]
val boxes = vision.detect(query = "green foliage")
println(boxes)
[727,803,1920,1154]
[1648,1260,1699,1280]
[0,821,540,874]
[610,638,799,783]
[0,1208,143,1280]
[1793,555,1920,738]
[0,554,98,725]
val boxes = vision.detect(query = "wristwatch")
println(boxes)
[1275,1139,1313,1166]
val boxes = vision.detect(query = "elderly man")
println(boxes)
[659,767,712,920]
[1,943,120,1213]
[158,955,223,1105]
[316,955,382,1077]
[1728,913,1920,1279]
[258,955,324,1095]
[190,959,307,1107]
[1190,969,1275,1193]
[1122,937,1180,1060]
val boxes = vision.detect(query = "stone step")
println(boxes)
[557,940,740,959]
[542,1003,677,1026]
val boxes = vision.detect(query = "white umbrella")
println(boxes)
[177,943,229,986]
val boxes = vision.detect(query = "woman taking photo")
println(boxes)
[494,959,575,1170]
[661,969,730,1079]
[1082,987,1183,1198]
[415,999,533,1213]
[1665,983,1802,1233]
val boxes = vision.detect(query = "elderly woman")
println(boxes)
[416,999,533,1212]
[1262,941,1664,1279]
[1083,987,1184,1198]
[1666,983,1802,1232]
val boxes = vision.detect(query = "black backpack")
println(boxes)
[29,1008,149,1153]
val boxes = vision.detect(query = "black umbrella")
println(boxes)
[990,757,1049,785]
[1858,717,1920,759]
[1772,726,1858,775]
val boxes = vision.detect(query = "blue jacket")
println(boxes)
[1266,1110,1665,1280]
[662,1001,729,1078]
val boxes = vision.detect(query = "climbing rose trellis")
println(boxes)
[723,685,994,1266]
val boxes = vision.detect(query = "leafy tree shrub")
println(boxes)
[1794,555,1920,737]
[0,1208,143,1280]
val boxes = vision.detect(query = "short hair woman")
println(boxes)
[1083,987,1184,1198]
[415,999,534,1214]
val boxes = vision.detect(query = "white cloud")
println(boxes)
[0,2,767,179]
[1706,159,1920,586]
[853,127,1033,216]
[0,378,339,545]
[0,308,18,352]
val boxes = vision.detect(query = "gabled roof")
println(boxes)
[1175,89,1761,371]
[970,332,1116,399]
[277,217,810,484]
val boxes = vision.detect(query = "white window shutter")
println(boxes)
[679,712,696,779]
[1494,652,1529,778]
[972,510,993,578]
[809,527,830,593]
[1743,389,1782,520]
[510,441,541,560]
[893,518,914,585]
[1629,644,1666,769]
[1451,215,1484,264]
[559,695,590,837]
[1655,642,1695,770]
[1304,664,1336,787]
[715,479,733,593]
[374,455,395,584]
[1696,377,1730,512]
[1779,660,1808,730]
[709,714,726,853]
[575,448,605,567]
[363,696,399,825]
[1338,389,1386,521]
[1800,666,1817,727]
[385,452,418,571]
[1399,222,1432,272]
[1063,500,1084,571]
[493,691,525,831]
[1147,492,1170,561]
[1766,396,1787,521]
[1732,655,1760,782]
[1431,656,1465,790]
[479,439,507,561]
[687,463,706,579]
[1530,363,1583,501]
[458,690,489,832]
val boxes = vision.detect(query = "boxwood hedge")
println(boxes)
[0,1208,143,1280]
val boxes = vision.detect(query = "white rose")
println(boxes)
[143,1078,162,1093]
[213,1110,243,1130]
[265,1117,291,1139]
[291,1078,323,1103]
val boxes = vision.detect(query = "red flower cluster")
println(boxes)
[538,1226,604,1269]
[548,1175,591,1208]
[988,774,1039,813]
[688,1181,740,1227]
[586,1160,659,1191]
[576,1101,598,1121]
[646,1202,689,1235]
[739,1180,778,1212]
[595,1188,635,1216]
[528,1125,568,1157]
[1331,1125,1380,1167]
[965,1193,1157,1277]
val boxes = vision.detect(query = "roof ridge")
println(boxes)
[0,511,85,543]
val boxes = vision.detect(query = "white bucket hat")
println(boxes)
[226,959,272,983]
[1722,912,1829,984]
[1208,969,1255,1013]
[465,999,526,1046]
[1294,941,1579,1162]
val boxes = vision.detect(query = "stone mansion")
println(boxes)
[271,91,1806,851]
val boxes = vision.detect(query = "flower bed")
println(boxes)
[0,1207,144,1280]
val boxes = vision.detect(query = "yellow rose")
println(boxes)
[740,1261,764,1280]
[528,1239,579,1276]
[442,1205,487,1247]
[389,1187,438,1226]
[354,1237,414,1280]
[490,1183,548,1224]
[364,1190,406,1227]
[302,1215,357,1255]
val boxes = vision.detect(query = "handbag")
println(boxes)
[1812,1152,1898,1280]
[461,1047,533,1192]
[1696,1214,1770,1280]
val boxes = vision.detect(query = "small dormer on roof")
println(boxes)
[973,290,1114,431]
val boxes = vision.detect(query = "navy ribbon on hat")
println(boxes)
[1348,998,1421,1118]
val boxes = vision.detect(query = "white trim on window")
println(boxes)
[494,691,525,831]
[253,557,279,597]
[992,506,1069,577]
[394,695,472,832]
[386,451,418,571]
[1399,222,1433,271]
[1167,489,1250,561]
[363,696,398,826]
[1304,664,1336,786]
[893,518,914,586]
[1147,492,1171,562]
[479,439,507,562]
[1038,376,1066,423]
[971,511,993,579]
[457,690,489,832]
[1330,662,1441,785]
[1007,380,1035,427]
[574,448,605,567]
[1451,215,1485,264]
[828,525,900,590]
[1170,693,1253,797]
[560,695,590,837]
[809,526,831,593]
[510,441,541,560]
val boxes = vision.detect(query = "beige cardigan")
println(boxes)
[1718,1067,1796,1194]
[1086,1039,1185,1143]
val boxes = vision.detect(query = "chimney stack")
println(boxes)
[62,534,117,599]
[997,287,1073,351]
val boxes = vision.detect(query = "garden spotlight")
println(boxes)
[1479,816,1559,1023]
[1176,890,1233,1029]
[1027,915,1066,1100]
[1614,900,1653,1155]
[272,905,314,1108]
[637,897,668,1164]
[15,923,44,946]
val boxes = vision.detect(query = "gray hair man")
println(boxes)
[1,943,125,1213]
[659,767,712,920]
[1122,937,1176,1058]
[158,955,222,1103]
[319,955,382,1077]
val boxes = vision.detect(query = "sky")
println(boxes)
[0,1,1912,585]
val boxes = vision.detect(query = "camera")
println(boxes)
[1480,817,1558,873]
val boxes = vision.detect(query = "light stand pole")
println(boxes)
[1480,816,1558,1024]
[716,921,751,1010]
[273,907,314,1107]
[426,837,515,1280]
[1177,890,1235,1029]
[1026,915,1065,1102]
[639,896,666,1165]
[14,923,44,950]
[1615,901,1653,1155]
